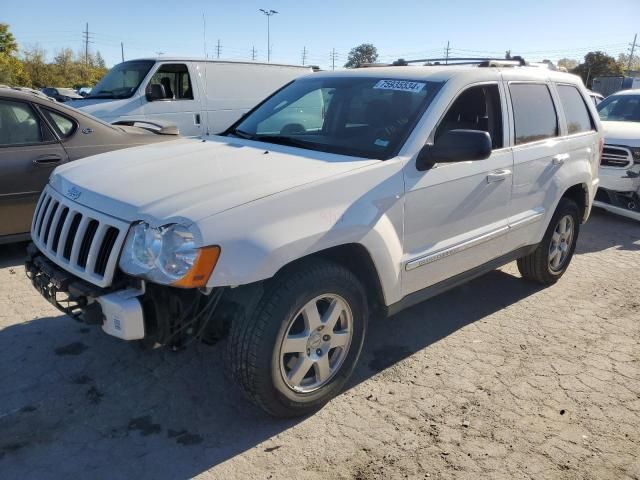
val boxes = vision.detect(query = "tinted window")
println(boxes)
[597,95,640,122]
[43,108,76,137]
[509,83,558,145]
[0,100,44,146]
[230,77,442,160]
[435,84,503,149]
[557,85,594,134]
[147,64,193,100]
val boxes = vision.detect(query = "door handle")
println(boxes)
[33,154,63,165]
[486,169,512,183]
[551,153,569,166]
[194,113,201,125]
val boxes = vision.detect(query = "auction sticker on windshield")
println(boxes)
[373,80,426,93]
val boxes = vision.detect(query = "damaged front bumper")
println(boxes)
[595,163,640,221]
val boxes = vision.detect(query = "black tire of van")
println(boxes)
[517,198,580,285]
[224,258,368,418]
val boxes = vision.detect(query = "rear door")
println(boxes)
[0,98,68,237]
[503,82,563,251]
[142,62,202,137]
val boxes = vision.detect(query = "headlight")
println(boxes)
[119,222,220,287]
[631,147,640,163]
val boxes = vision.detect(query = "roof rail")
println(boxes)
[359,56,527,68]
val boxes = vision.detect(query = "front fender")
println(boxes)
[200,160,406,305]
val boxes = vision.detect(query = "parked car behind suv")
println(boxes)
[25,62,601,417]
[0,88,179,244]
[41,87,84,102]
[593,89,640,221]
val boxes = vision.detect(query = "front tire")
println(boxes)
[225,258,368,417]
[517,198,580,284]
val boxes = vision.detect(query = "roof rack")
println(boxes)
[359,56,527,68]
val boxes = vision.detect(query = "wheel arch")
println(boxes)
[561,183,589,223]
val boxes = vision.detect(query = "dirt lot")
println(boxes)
[1,209,639,480]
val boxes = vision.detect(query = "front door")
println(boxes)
[0,98,68,237]
[402,82,513,296]
[143,62,202,137]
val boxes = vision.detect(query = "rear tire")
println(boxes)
[517,198,580,285]
[225,258,368,417]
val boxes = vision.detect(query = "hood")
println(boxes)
[602,121,640,147]
[50,137,378,225]
[67,97,141,121]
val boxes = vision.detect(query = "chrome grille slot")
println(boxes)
[30,186,129,287]
[601,146,633,168]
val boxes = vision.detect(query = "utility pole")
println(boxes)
[445,41,450,64]
[251,46,257,61]
[302,46,307,66]
[628,33,638,73]
[330,48,338,71]
[216,39,222,59]
[121,42,124,62]
[203,13,207,59]
[259,9,278,62]
[82,22,92,82]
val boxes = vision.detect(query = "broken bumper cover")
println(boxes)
[25,244,146,340]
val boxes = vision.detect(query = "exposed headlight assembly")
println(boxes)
[119,222,220,288]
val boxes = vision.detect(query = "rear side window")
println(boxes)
[42,108,76,137]
[0,100,46,146]
[147,63,193,100]
[509,83,558,145]
[557,85,594,134]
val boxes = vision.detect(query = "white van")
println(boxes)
[68,58,312,136]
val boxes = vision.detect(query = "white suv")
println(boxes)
[26,61,601,417]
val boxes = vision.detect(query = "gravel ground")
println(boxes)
[0,209,639,480]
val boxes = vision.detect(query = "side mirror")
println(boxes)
[146,84,167,102]
[416,129,492,171]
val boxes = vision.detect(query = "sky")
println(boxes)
[2,0,639,70]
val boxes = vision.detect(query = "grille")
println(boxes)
[601,145,633,168]
[31,186,129,287]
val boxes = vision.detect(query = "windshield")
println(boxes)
[597,94,640,122]
[226,77,442,159]
[88,60,155,99]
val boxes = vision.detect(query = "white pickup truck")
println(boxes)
[26,60,601,417]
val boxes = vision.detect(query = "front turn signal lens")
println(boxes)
[172,246,220,288]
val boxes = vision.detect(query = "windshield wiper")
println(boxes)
[228,128,255,139]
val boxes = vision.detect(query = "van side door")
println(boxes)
[503,82,566,251]
[402,81,513,297]
[142,62,202,137]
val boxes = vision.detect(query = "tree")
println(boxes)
[0,23,18,55]
[0,53,30,85]
[557,58,578,71]
[344,43,378,68]
[22,45,51,88]
[617,52,640,72]
[572,51,624,88]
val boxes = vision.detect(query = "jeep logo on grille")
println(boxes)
[66,186,82,201]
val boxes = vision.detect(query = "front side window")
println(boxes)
[597,95,640,122]
[435,84,503,149]
[228,77,442,159]
[0,100,48,146]
[509,83,558,145]
[147,64,193,100]
[88,60,155,99]
[557,85,594,134]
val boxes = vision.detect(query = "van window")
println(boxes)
[88,60,154,99]
[435,84,503,149]
[147,64,194,100]
[509,83,558,145]
[557,85,594,134]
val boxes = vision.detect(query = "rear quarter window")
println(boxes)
[556,85,595,134]
[509,83,558,145]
